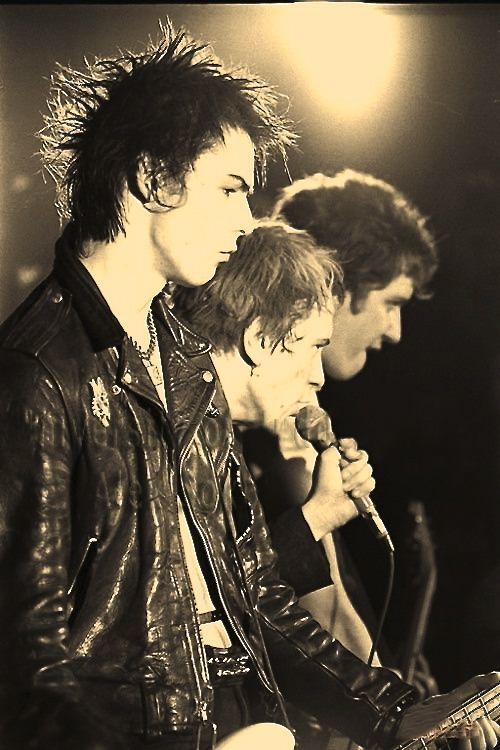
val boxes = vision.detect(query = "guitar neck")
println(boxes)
[393,684,500,750]
[400,501,437,683]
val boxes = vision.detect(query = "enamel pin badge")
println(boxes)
[89,377,111,427]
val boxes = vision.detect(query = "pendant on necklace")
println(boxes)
[147,361,163,388]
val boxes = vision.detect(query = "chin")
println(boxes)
[178,267,217,288]
[261,409,289,433]
[325,355,366,381]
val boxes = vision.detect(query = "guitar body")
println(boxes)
[214,721,295,749]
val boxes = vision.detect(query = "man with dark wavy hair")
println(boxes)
[0,20,498,750]
[274,169,438,380]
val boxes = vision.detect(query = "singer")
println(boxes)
[175,220,376,552]
[173,220,402,746]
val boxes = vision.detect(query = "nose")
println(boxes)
[385,308,402,344]
[310,351,326,391]
[236,195,254,236]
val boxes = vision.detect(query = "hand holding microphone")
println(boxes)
[295,404,394,551]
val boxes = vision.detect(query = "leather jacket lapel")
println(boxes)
[160,336,216,460]
[115,337,165,415]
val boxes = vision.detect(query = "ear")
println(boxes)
[242,318,272,368]
[131,155,182,210]
[131,155,153,205]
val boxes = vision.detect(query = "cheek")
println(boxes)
[287,360,311,392]
[193,192,225,224]
[357,309,384,340]
[376,311,392,335]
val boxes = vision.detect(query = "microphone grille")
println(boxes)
[295,405,337,449]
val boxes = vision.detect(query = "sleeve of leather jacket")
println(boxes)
[0,351,125,750]
[235,449,417,748]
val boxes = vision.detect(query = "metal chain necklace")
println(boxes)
[129,309,158,360]
[128,310,163,387]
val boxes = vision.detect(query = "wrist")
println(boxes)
[301,492,348,540]
[373,689,420,749]
[302,493,358,541]
[301,496,330,541]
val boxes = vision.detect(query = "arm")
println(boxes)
[302,532,382,666]
[248,420,368,594]
[262,428,382,661]
[0,351,123,750]
[270,499,382,664]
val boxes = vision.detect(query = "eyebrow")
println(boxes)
[228,174,253,195]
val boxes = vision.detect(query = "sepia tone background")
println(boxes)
[1,3,499,689]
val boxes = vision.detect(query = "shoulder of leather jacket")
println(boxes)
[0,279,92,441]
[0,276,72,358]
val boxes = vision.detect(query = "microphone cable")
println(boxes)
[367,541,395,667]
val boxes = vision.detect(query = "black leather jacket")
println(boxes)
[0,228,416,749]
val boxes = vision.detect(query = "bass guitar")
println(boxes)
[392,679,500,750]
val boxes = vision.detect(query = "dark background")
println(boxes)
[1,3,499,690]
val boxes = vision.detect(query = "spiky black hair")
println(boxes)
[39,20,296,247]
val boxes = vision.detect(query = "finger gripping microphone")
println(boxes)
[295,405,395,552]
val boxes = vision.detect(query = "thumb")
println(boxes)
[313,445,343,495]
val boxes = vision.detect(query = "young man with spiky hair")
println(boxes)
[0,21,497,750]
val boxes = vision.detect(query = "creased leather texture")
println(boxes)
[0,229,416,749]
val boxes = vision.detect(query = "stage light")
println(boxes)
[278,3,401,120]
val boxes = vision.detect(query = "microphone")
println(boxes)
[295,405,394,552]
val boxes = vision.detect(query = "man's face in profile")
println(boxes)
[147,126,255,288]
[246,302,334,429]
[322,274,414,380]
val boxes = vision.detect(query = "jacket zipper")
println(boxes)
[180,560,216,749]
[183,623,210,723]
[67,536,98,596]
[175,511,211,690]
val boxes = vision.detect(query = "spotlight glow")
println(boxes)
[279,3,401,120]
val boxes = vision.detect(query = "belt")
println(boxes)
[205,645,252,686]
